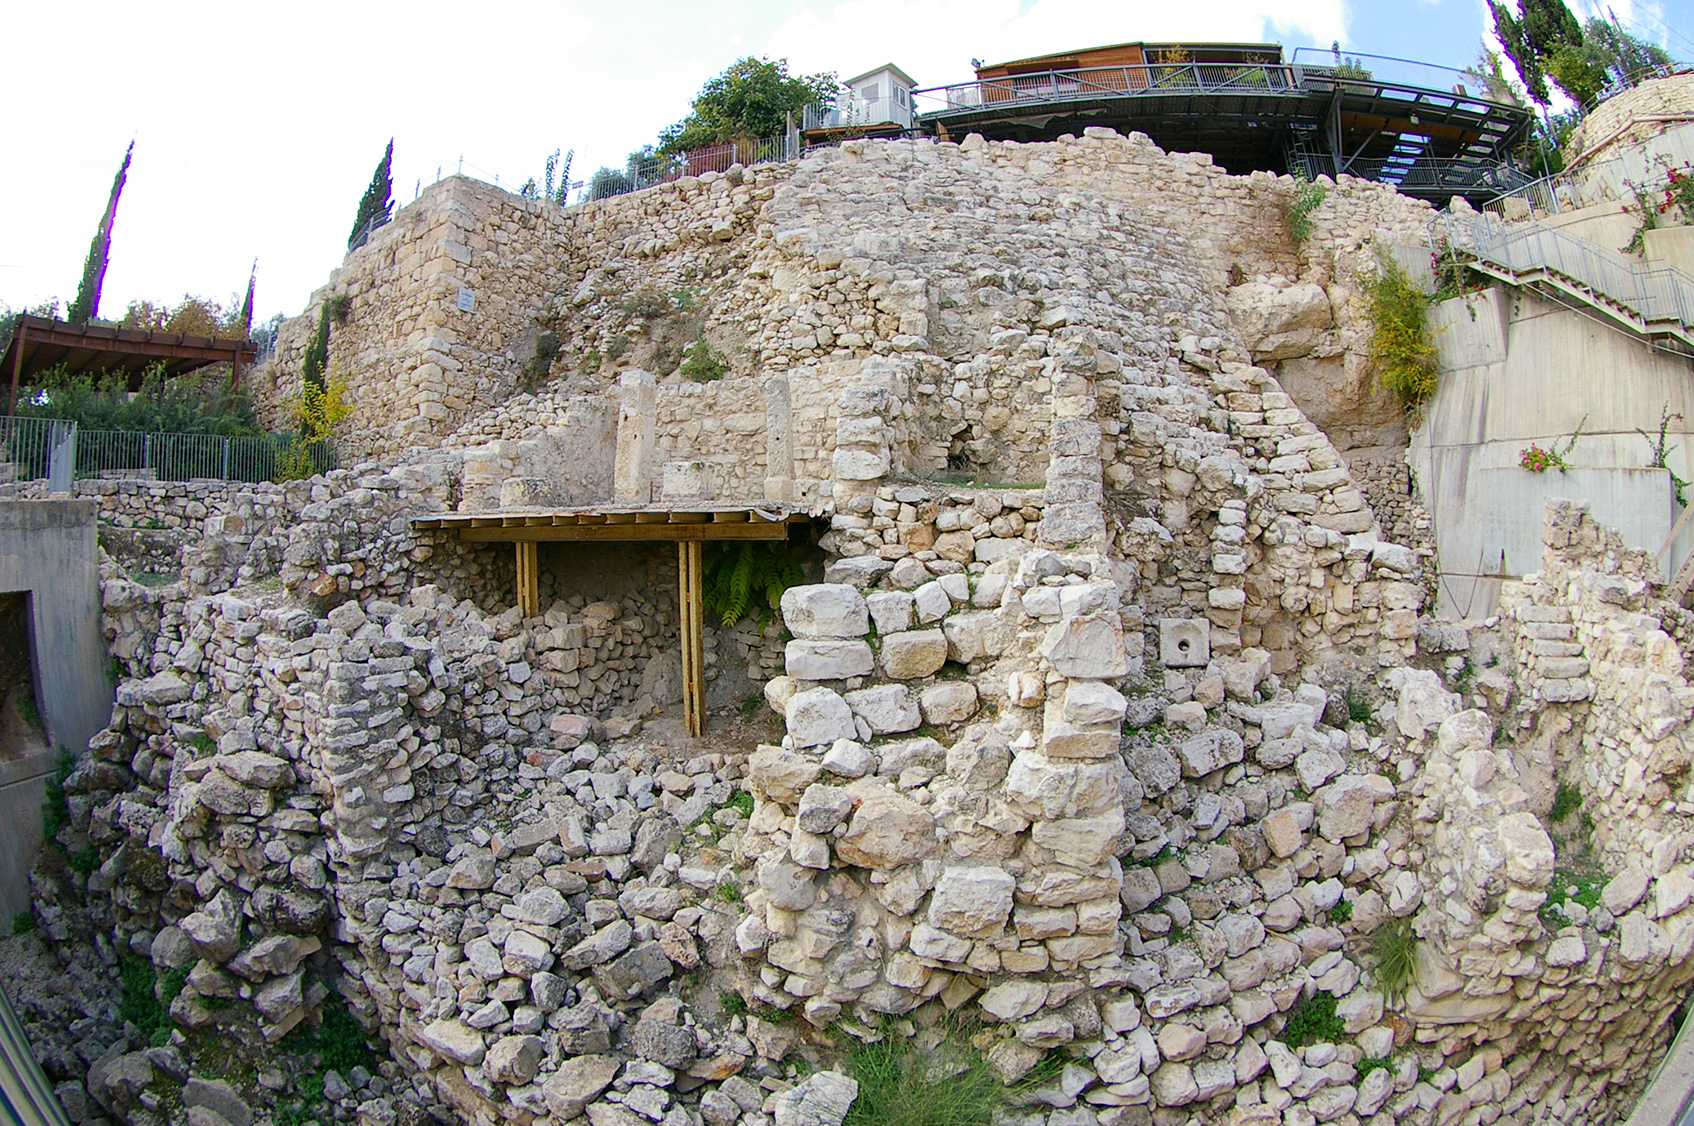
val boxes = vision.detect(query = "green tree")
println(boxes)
[658,57,838,155]
[1490,0,1585,105]
[66,142,134,325]
[348,139,394,251]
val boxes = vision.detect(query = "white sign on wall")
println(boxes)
[457,287,475,312]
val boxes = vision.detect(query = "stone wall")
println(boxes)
[18,126,1694,1126]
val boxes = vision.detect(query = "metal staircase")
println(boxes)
[1442,211,1694,356]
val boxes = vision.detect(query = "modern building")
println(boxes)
[803,64,920,139]
[901,41,1536,203]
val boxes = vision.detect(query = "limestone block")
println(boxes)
[785,639,874,680]
[920,682,979,725]
[1316,777,1377,841]
[981,981,1049,1021]
[1153,618,1207,668]
[1437,709,1494,756]
[660,461,714,501]
[943,611,1009,664]
[842,685,921,735]
[1062,681,1128,727]
[748,746,822,803]
[835,781,936,868]
[781,585,869,638]
[786,689,858,748]
[913,581,951,623]
[1394,669,1459,740]
[927,867,1016,937]
[832,448,889,481]
[880,630,948,679]
[1006,751,1125,820]
[1032,811,1124,867]
[866,591,914,635]
[1041,614,1128,678]
[796,785,855,834]
[773,1072,858,1126]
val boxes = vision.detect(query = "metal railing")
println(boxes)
[585,133,800,201]
[804,98,914,130]
[912,62,1299,116]
[1292,153,1532,194]
[1487,120,1694,216]
[0,416,336,486]
[1443,210,1694,347]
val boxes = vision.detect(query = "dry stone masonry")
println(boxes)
[10,126,1693,1126]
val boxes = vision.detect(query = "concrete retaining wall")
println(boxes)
[1413,286,1694,615]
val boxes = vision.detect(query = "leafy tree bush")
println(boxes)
[348,140,394,251]
[276,368,352,481]
[121,294,246,338]
[17,365,262,436]
[67,142,134,324]
[659,58,838,155]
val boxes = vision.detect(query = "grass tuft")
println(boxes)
[1329,899,1353,925]
[1371,916,1417,1004]
[843,1030,1006,1126]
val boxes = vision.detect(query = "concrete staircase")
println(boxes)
[1444,211,1694,356]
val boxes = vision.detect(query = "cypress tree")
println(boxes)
[67,142,134,324]
[239,261,256,336]
[348,139,394,251]
[1490,0,1585,105]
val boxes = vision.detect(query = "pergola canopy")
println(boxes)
[3,314,258,413]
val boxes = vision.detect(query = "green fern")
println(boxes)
[703,542,802,628]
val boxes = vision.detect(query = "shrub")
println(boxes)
[1284,174,1327,245]
[11,910,32,935]
[18,365,262,437]
[276,368,352,481]
[1550,781,1583,823]
[1280,991,1345,1048]
[680,339,727,382]
[843,1030,1005,1126]
[40,748,76,845]
[1371,916,1417,1003]
[1329,899,1353,924]
[1368,248,1440,406]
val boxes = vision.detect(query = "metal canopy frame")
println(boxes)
[414,505,807,737]
[2,315,258,416]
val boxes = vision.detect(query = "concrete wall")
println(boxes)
[1411,286,1694,615]
[0,501,111,919]
[0,502,111,753]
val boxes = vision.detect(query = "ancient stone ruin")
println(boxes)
[10,124,1694,1126]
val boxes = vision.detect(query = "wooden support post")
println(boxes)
[678,540,706,738]
[515,541,539,619]
[7,323,24,417]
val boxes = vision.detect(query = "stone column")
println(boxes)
[613,370,656,504]
[765,376,794,502]
[1039,343,1107,549]
[830,385,890,501]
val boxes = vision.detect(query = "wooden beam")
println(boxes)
[679,540,705,738]
[458,521,791,543]
[515,541,540,618]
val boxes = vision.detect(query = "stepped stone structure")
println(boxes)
[10,125,1694,1126]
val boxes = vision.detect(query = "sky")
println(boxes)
[1,0,1687,328]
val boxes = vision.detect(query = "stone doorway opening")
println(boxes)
[0,591,47,762]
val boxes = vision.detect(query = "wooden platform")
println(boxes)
[413,505,807,736]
